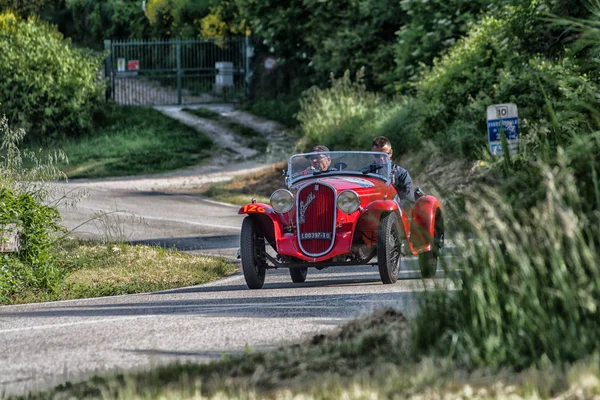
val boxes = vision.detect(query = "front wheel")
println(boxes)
[289,267,308,283]
[240,216,267,289]
[377,213,402,284]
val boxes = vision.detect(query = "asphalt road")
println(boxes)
[0,182,440,396]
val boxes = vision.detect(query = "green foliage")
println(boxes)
[0,12,105,143]
[144,0,211,38]
[297,70,382,151]
[392,0,489,92]
[44,105,216,179]
[412,10,600,159]
[0,0,52,17]
[237,0,404,91]
[241,95,300,128]
[414,156,600,368]
[65,0,151,47]
[0,112,66,304]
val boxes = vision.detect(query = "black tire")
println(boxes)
[418,213,444,278]
[377,213,402,284]
[240,216,267,289]
[289,267,308,283]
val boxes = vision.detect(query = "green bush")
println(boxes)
[413,10,599,159]
[296,70,382,151]
[241,95,300,128]
[237,0,404,91]
[0,112,66,303]
[65,0,151,48]
[391,0,489,93]
[414,154,600,368]
[0,12,105,143]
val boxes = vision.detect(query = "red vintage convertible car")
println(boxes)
[238,151,443,289]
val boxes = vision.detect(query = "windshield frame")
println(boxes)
[286,151,392,188]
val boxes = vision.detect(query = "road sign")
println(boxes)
[117,58,126,72]
[487,103,519,156]
[264,56,276,70]
[128,60,140,71]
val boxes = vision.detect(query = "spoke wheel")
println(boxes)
[418,212,443,278]
[240,216,267,289]
[289,267,308,283]
[377,213,402,284]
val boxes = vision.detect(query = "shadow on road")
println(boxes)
[0,290,422,321]
[130,235,239,251]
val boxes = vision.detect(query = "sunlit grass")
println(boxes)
[8,239,237,304]
[27,106,216,179]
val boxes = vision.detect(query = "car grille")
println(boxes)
[297,182,336,256]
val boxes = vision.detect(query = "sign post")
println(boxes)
[487,103,520,156]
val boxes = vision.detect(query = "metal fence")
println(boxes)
[104,38,251,106]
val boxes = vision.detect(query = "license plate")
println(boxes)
[300,232,332,240]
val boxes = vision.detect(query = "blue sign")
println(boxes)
[487,118,520,142]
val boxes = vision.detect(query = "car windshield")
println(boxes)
[287,151,391,186]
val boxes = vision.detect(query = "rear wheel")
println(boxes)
[418,212,443,278]
[289,267,308,283]
[240,216,267,289]
[377,213,402,284]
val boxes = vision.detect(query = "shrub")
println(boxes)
[297,70,382,151]
[144,0,211,38]
[413,10,600,159]
[0,112,66,303]
[65,0,151,48]
[0,12,105,143]
[413,153,600,368]
[241,95,300,128]
[391,0,489,92]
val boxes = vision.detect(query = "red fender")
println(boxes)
[364,200,399,213]
[410,195,441,253]
[238,203,286,252]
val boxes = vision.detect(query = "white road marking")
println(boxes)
[75,205,241,231]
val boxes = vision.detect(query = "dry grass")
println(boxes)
[202,163,286,205]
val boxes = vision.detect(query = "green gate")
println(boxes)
[104,38,251,105]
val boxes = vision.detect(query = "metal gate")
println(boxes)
[104,37,251,105]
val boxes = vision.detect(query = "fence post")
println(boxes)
[104,40,112,102]
[176,41,182,105]
[244,35,254,100]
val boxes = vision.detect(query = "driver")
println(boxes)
[371,136,415,203]
[307,145,331,172]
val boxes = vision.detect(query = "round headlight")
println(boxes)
[270,189,294,213]
[337,190,360,214]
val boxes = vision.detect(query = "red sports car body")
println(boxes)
[238,151,443,289]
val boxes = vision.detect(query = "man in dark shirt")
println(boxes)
[371,136,415,203]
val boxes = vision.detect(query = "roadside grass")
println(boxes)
[182,108,268,151]
[21,309,600,399]
[239,95,300,128]
[8,239,237,304]
[201,163,286,205]
[27,106,216,179]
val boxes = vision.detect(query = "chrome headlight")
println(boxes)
[270,189,294,213]
[337,190,360,214]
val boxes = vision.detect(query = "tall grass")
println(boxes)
[414,151,600,368]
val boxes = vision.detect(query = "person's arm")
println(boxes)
[394,166,415,202]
